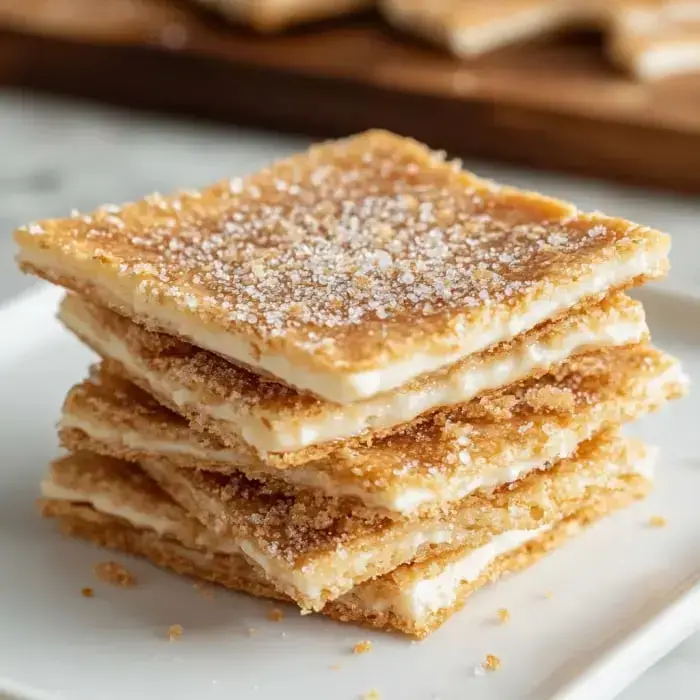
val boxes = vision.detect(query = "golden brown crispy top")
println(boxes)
[18,130,667,370]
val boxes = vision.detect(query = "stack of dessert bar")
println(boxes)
[15,131,686,638]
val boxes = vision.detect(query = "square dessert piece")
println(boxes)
[59,344,685,518]
[41,432,654,614]
[16,131,669,403]
[57,292,649,463]
[42,451,649,638]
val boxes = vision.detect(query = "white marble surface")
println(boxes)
[0,90,698,699]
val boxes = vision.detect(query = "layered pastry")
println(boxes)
[15,130,686,638]
[381,0,700,80]
[42,432,653,633]
[60,344,684,518]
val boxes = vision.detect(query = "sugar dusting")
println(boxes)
[21,132,639,362]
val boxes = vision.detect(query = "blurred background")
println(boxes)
[0,1,698,697]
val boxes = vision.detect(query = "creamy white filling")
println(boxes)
[44,475,546,619]
[61,301,647,454]
[45,448,654,619]
[41,480,239,554]
[29,244,662,403]
[62,414,579,514]
[387,525,551,619]
[44,474,460,608]
[60,415,251,465]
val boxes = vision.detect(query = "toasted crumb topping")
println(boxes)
[353,640,373,655]
[167,624,183,641]
[524,385,576,413]
[94,560,135,587]
[484,654,501,672]
[268,607,284,622]
[497,608,510,623]
[648,515,667,528]
[81,587,94,598]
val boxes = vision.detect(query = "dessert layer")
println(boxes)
[134,432,651,610]
[60,344,685,517]
[58,292,648,463]
[17,130,669,402]
[41,465,650,637]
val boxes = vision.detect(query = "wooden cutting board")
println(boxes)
[1,0,700,193]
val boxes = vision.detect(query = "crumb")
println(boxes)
[484,654,501,672]
[167,624,183,642]
[94,561,135,587]
[363,691,381,700]
[544,591,554,599]
[330,663,342,671]
[268,608,284,622]
[497,608,510,623]
[525,385,575,413]
[248,627,257,636]
[648,515,667,528]
[353,640,373,655]
[81,587,94,598]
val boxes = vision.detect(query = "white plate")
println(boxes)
[0,283,698,700]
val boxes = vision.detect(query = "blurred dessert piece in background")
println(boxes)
[189,0,374,32]
[381,0,700,79]
[0,0,188,44]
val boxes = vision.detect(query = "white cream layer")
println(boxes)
[27,244,662,403]
[354,525,552,621]
[45,448,653,619]
[351,449,657,622]
[61,414,581,515]
[60,299,648,455]
[43,475,549,620]
[41,480,239,554]
[43,474,456,609]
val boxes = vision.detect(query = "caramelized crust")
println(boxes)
[16,130,668,383]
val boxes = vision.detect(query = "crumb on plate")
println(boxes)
[81,587,94,598]
[268,607,284,622]
[484,654,501,672]
[167,624,183,642]
[94,560,135,587]
[363,690,381,699]
[649,515,667,528]
[353,640,373,654]
[497,608,510,623]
